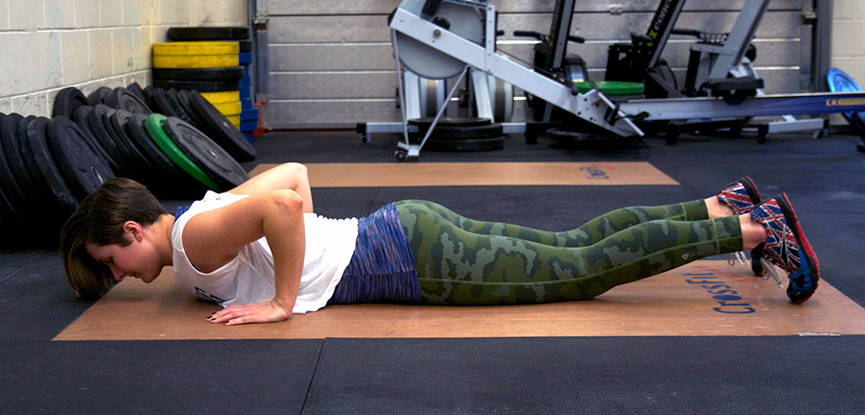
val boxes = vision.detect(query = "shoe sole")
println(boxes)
[776,194,820,303]
[738,176,762,205]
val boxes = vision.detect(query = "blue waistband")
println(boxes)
[328,203,421,304]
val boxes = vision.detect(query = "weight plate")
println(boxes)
[73,106,126,176]
[113,110,190,195]
[185,90,257,162]
[0,184,26,234]
[46,116,114,201]
[88,105,145,179]
[141,86,161,114]
[226,115,240,129]
[200,90,240,104]
[238,40,253,52]
[127,82,147,103]
[153,54,239,69]
[152,41,239,56]
[102,109,161,184]
[87,86,113,106]
[162,116,249,191]
[104,87,153,115]
[52,87,90,119]
[153,78,241,93]
[424,136,504,152]
[213,101,242,116]
[143,114,221,190]
[124,113,206,195]
[153,66,245,81]
[1,114,55,213]
[165,89,198,124]
[0,114,34,224]
[21,117,79,215]
[167,27,251,41]
[151,88,194,124]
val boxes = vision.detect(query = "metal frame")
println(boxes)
[388,0,865,141]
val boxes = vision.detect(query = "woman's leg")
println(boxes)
[397,199,710,248]
[396,200,745,305]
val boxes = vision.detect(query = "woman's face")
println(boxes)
[85,236,162,284]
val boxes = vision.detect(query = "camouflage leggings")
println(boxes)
[395,199,743,305]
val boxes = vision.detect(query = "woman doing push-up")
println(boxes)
[60,163,819,326]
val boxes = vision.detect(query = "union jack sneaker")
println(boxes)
[717,177,765,275]
[750,194,820,303]
[717,176,762,215]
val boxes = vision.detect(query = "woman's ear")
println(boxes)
[123,221,144,242]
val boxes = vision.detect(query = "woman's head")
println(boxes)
[60,178,168,299]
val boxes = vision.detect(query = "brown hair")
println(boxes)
[60,178,168,299]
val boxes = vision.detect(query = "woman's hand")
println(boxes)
[207,299,291,326]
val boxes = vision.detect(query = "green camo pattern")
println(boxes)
[395,200,742,305]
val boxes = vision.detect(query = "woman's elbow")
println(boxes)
[270,190,305,213]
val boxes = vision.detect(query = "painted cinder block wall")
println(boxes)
[832,0,865,83]
[0,0,862,123]
[0,0,247,117]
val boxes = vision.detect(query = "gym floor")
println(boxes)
[2,129,864,413]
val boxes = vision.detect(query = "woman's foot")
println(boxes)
[749,194,820,303]
[714,177,765,275]
[716,176,762,215]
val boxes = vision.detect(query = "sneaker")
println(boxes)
[749,194,820,303]
[717,176,762,215]
[717,177,764,274]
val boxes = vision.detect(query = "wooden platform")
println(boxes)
[249,162,679,187]
[54,261,865,341]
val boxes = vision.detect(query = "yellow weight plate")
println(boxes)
[153,55,240,69]
[152,41,239,56]
[227,115,240,129]
[200,91,240,104]
[213,101,242,116]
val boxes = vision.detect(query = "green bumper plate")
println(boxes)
[144,113,221,190]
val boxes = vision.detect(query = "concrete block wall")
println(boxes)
[832,0,865,83]
[0,0,247,118]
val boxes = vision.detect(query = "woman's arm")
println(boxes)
[229,162,314,213]
[182,190,306,325]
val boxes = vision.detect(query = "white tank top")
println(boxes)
[171,191,358,314]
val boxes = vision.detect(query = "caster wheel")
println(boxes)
[395,150,407,162]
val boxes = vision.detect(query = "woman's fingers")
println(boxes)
[206,301,289,325]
